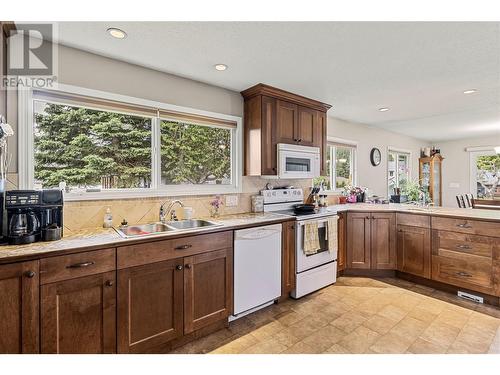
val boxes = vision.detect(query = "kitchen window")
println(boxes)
[316,141,356,191]
[388,149,410,195]
[19,85,242,200]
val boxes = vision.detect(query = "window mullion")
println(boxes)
[151,116,161,189]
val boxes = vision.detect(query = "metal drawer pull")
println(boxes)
[456,271,472,278]
[174,244,192,250]
[24,270,36,278]
[456,244,472,250]
[456,223,472,229]
[67,261,95,269]
[176,265,183,271]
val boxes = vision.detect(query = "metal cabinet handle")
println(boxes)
[185,264,192,269]
[456,271,472,278]
[456,223,472,229]
[24,270,36,278]
[298,139,302,143]
[176,265,183,271]
[174,244,192,250]
[456,244,472,250]
[365,216,370,220]
[67,261,95,269]
[105,280,114,287]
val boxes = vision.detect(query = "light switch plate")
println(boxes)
[225,195,238,207]
[449,182,460,188]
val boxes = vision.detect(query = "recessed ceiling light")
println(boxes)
[107,28,127,39]
[378,107,390,112]
[463,89,478,94]
[214,64,228,71]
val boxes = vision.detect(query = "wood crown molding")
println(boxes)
[240,83,332,112]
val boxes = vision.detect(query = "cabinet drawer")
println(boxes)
[431,254,494,293]
[117,231,233,269]
[40,248,116,285]
[396,213,430,228]
[432,230,495,258]
[432,217,500,238]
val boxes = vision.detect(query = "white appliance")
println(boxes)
[277,143,320,179]
[262,188,338,299]
[231,224,282,319]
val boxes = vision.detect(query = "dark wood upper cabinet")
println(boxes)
[184,248,233,334]
[397,224,431,278]
[117,259,184,353]
[276,100,298,144]
[0,261,39,354]
[241,84,331,176]
[41,271,116,354]
[371,213,396,269]
[282,221,296,296]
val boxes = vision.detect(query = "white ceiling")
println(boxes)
[47,22,500,142]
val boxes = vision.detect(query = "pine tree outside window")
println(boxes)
[21,86,242,200]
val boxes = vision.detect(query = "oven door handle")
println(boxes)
[296,216,338,227]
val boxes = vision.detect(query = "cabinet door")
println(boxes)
[346,213,371,269]
[276,100,298,144]
[117,259,183,353]
[397,225,431,278]
[184,249,233,334]
[261,95,278,175]
[371,213,396,269]
[337,212,347,272]
[282,221,296,295]
[41,271,116,353]
[297,106,318,146]
[0,261,39,354]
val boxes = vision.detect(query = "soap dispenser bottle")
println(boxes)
[103,208,113,228]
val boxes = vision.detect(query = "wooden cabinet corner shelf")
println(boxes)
[241,83,331,177]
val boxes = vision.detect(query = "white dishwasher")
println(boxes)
[231,223,282,320]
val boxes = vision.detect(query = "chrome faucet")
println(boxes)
[159,200,185,222]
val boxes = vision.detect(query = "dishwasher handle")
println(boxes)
[235,227,281,241]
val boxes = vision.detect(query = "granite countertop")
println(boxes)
[328,202,500,221]
[0,212,292,263]
[1,203,500,264]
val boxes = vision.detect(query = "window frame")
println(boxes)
[468,148,498,198]
[325,137,358,193]
[18,83,243,201]
[387,147,412,196]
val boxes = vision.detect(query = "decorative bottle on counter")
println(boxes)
[103,208,113,228]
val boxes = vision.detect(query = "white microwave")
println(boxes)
[277,143,321,179]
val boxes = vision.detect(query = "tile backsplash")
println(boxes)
[5,175,313,233]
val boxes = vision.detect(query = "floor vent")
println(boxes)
[457,291,483,304]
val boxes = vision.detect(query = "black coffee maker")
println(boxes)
[5,190,64,245]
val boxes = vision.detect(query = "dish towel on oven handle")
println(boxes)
[325,216,338,254]
[303,222,320,255]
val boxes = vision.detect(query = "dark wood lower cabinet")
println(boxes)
[0,261,39,354]
[184,248,233,334]
[282,221,296,295]
[397,224,431,278]
[41,271,116,354]
[117,259,184,353]
[371,213,396,269]
[346,212,371,269]
[337,212,346,272]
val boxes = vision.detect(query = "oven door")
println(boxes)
[296,217,338,273]
[278,149,320,179]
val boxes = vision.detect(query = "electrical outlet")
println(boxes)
[449,182,460,188]
[225,195,238,207]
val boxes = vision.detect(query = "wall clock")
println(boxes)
[370,148,381,166]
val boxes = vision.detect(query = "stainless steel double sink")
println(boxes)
[114,219,222,238]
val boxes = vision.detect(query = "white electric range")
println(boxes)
[262,188,338,298]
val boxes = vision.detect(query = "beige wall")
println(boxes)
[435,135,500,207]
[328,117,429,198]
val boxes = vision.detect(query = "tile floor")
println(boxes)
[172,276,500,354]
